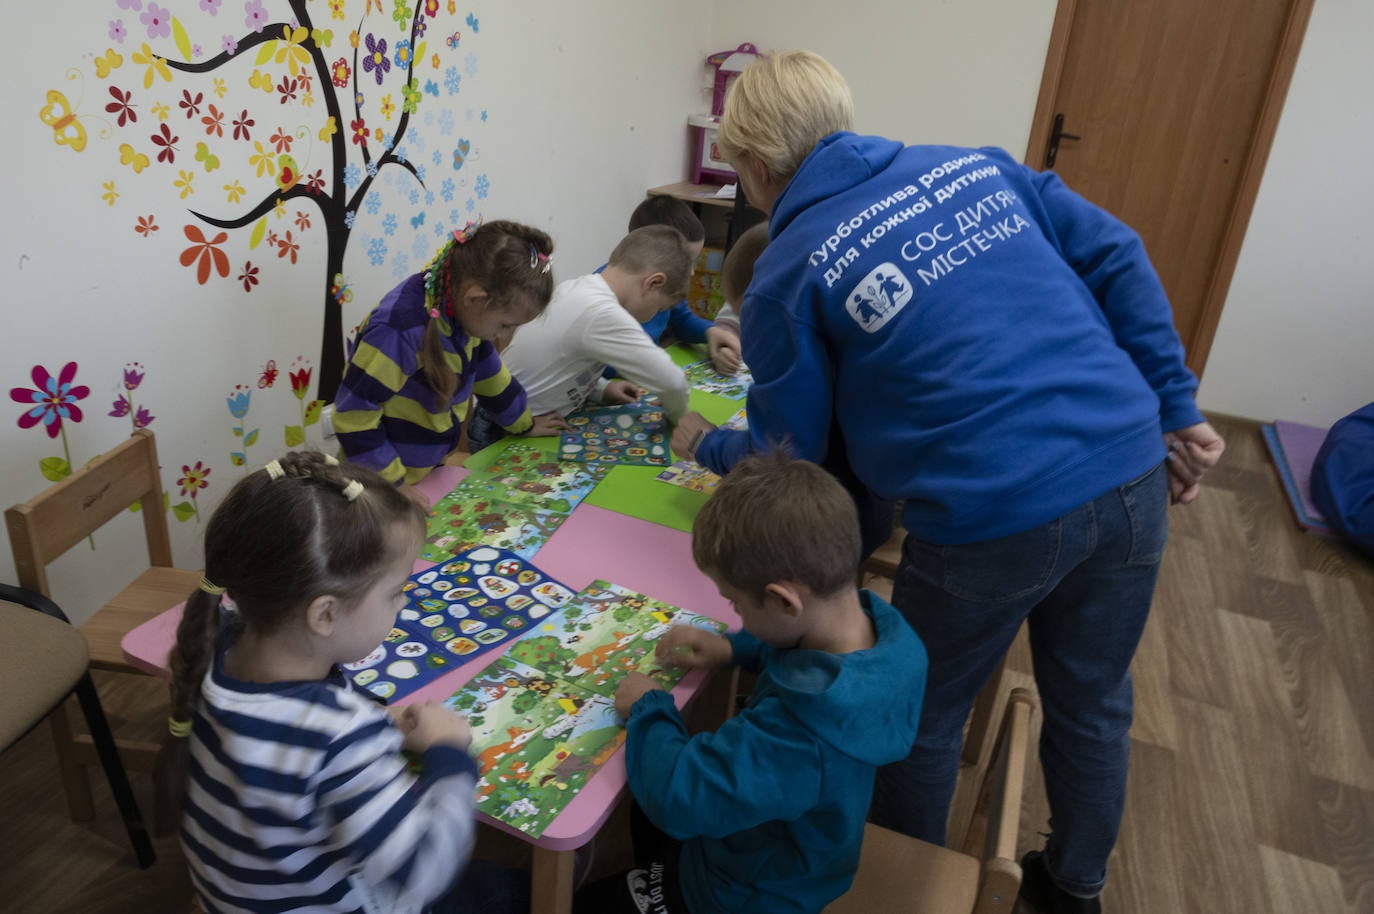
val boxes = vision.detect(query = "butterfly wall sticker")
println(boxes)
[93,48,124,79]
[119,142,150,173]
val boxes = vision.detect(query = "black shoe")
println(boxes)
[1018,851,1102,914]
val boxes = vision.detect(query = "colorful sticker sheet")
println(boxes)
[656,408,748,495]
[342,547,576,703]
[421,443,606,563]
[558,398,672,467]
[445,580,727,837]
[683,359,753,400]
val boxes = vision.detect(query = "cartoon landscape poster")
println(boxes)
[445,580,725,836]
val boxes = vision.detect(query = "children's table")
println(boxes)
[122,458,740,914]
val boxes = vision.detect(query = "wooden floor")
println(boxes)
[1,414,1370,913]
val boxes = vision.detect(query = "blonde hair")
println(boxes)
[717,50,854,183]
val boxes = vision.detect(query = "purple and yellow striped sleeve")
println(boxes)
[470,340,534,434]
[334,321,413,484]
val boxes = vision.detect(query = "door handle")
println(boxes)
[1045,113,1081,168]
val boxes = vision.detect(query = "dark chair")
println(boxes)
[0,582,155,867]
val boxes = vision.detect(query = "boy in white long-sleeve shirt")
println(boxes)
[501,226,695,424]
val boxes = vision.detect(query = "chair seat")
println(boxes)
[863,527,905,578]
[823,823,981,914]
[0,601,89,748]
[80,566,203,672]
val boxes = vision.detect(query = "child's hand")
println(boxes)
[706,326,742,375]
[602,380,641,405]
[526,411,569,438]
[391,701,472,753]
[615,672,663,719]
[398,483,432,513]
[670,412,717,461]
[656,626,733,670]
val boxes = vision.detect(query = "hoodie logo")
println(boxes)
[845,262,912,333]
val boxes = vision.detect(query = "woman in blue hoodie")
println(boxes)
[670,51,1225,914]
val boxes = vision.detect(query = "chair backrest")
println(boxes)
[961,687,1037,914]
[6,429,172,597]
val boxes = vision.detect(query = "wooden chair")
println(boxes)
[5,429,201,820]
[824,688,1037,914]
[0,582,155,867]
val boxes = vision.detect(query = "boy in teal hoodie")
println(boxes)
[575,452,927,914]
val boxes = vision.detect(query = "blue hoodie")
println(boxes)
[624,592,926,914]
[695,134,1203,544]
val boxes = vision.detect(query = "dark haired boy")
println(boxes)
[575,453,927,914]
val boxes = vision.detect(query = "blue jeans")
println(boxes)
[871,461,1168,897]
[465,405,506,455]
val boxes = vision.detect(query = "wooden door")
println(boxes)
[1025,0,1314,377]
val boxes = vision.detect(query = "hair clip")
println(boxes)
[453,219,481,244]
[199,577,226,596]
[342,479,365,502]
[323,454,340,466]
[429,306,441,319]
[167,716,193,739]
[529,244,553,275]
[263,459,285,480]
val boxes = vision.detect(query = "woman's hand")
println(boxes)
[670,411,718,461]
[1163,421,1226,504]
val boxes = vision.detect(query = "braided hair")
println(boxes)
[420,219,555,408]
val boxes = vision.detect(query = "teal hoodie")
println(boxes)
[624,591,927,914]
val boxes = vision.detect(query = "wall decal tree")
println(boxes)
[47,0,487,402]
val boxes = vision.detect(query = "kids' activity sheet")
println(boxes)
[445,579,727,837]
[342,547,577,702]
[656,408,748,495]
[421,442,607,563]
[682,359,753,401]
[558,395,672,468]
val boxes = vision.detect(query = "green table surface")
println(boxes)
[465,346,747,532]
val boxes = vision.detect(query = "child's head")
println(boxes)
[720,222,769,308]
[628,196,706,259]
[423,219,556,404]
[606,225,696,322]
[155,451,426,830]
[692,451,860,646]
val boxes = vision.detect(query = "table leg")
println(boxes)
[530,845,575,914]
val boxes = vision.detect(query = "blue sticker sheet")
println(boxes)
[342,546,577,702]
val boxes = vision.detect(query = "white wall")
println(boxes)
[710,0,1057,153]
[1197,0,1374,427]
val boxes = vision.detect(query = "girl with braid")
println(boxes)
[334,220,568,508]
[154,451,525,914]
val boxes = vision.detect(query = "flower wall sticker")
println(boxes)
[45,0,496,402]
[176,459,212,522]
[109,361,156,430]
[10,362,90,483]
[285,356,324,446]
[227,383,259,470]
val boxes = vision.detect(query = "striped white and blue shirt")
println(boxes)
[183,645,477,914]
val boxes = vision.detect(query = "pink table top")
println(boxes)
[121,463,738,851]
